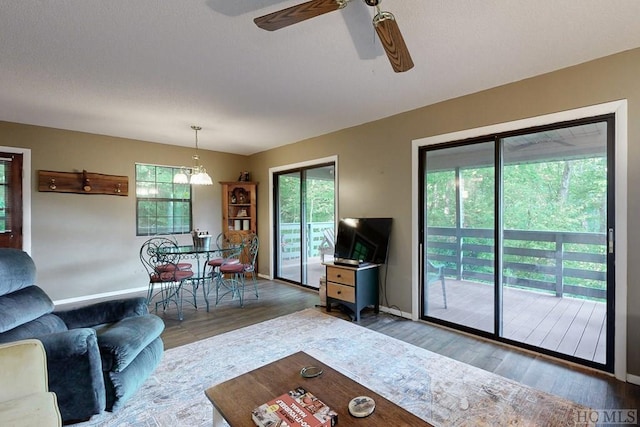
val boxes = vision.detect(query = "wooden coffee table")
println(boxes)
[204,351,431,426]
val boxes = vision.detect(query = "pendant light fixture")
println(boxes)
[173,125,213,185]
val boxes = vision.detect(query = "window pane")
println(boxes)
[135,164,192,235]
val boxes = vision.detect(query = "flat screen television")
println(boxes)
[333,217,392,266]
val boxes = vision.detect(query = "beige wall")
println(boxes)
[1,47,638,375]
[0,121,247,301]
[249,47,640,375]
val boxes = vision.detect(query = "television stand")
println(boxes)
[323,262,379,322]
[333,257,361,267]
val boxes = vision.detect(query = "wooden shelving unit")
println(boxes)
[220,181,258,270]
[221,181,257,235]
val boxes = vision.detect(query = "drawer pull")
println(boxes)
[337,274,342,278]
[337,291,342,294]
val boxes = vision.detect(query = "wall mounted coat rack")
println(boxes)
[38,170,128,196]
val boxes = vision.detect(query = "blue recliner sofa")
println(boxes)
[0,248,165,423]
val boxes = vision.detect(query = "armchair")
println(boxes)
[0,249,164,423]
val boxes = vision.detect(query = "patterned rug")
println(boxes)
[78,309,593,426]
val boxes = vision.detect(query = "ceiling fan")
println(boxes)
[254,0,414,73]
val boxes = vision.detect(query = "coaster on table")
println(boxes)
[348,396,375,417]
[300,366,323,378]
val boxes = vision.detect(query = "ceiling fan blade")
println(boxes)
[373,11,414,73]
[254,0,344,31]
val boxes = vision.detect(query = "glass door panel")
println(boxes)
[423,141,495,333]
[0,153,22,249]
[277,172,301,283]
[305,166,336,288]
[275,164,335,288]
[501,122,609,365]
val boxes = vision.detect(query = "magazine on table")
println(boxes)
[251,386,338,427]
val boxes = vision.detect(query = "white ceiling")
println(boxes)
[1,0,640,155]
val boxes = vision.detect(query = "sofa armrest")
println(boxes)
[54,297,148,329]
[97,314,164,372]
[0,339,49,401]
[38,329,106,422]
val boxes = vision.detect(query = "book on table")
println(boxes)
[251,386,338,427]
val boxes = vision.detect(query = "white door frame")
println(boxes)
[268,155,339,280]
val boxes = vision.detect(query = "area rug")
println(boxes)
[78,308,592,426]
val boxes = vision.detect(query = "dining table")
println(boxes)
[157,244,242,312]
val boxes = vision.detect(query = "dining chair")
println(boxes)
[241,234,260,299]
[215,234,260,307]
[139,237,195,320]
[206,232,228,275]
[207,233,240,283]
[215,245,245,306]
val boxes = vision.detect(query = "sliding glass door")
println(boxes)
[275,163,335,288]
[420,116,614,371]
[423,141,496,333]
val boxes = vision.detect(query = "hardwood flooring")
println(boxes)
[157,279,640,413]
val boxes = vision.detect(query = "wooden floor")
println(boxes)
[158,279,640,413]
[427,279,607,363]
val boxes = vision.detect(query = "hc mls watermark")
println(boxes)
[575,409,637,425]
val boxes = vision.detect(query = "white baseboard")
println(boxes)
[53,286,148,307]
[379,305,412,319]
[627,373,640,386]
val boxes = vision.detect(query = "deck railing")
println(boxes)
[427,227,607,300]
[279,221,334,263]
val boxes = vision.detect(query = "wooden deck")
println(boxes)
[278,256,326,288]
[427,278,607,364]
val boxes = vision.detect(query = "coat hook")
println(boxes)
[82,170,91,192]
[49,178,57,190]
[115,183,122,193]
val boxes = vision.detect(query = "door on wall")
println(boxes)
[274,163,335,288]
[420,115,615,372]
[0,152,23,249]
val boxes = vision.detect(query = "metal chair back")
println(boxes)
[140,237,184,282]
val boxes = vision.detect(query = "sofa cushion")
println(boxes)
[0,314,67,344]
[95,314,164,372]
[0,286,55,334]
[0,249,36,297]
[0,392,62,427]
